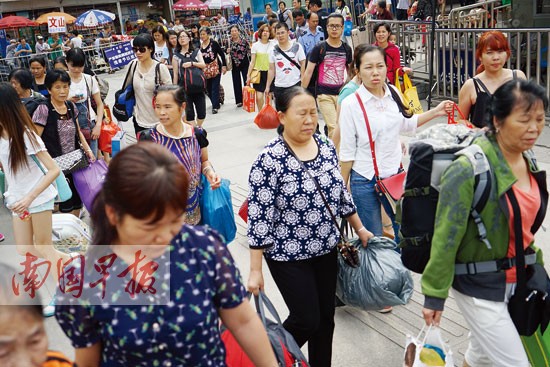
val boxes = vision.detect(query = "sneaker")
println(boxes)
[212,109,218,114]
[377,306,393,313]
[43,296,55,317]
[236,103,243,108]
[0,233,4,242]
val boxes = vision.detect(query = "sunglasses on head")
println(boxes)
[132,46,148,53]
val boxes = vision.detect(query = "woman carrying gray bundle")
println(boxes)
[422,79,548,367]
[247,86,373,367]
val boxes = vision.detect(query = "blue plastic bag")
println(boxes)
[200,175,236,244]
[344,19,353,36]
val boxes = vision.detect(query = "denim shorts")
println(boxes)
[11,199,55,216]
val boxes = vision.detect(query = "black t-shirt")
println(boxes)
[308,41,352,95]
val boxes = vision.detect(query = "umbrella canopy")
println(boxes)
[205,0,238,8]
[36,12,76,25]
[75,10,116,27]
[0,15,38,30]
[173,0,208,11]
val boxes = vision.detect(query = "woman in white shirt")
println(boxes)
[246,24,273,110]
[0,83,69,315]
[339,44,452,239]
[152,25,169,64]
[65,48,104,157]
[129,33,172,136]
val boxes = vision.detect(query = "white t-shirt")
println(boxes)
[132,61,173,128]
[70,36,83,48]
[269,41,306,88]
[0,132,57,207]
[154,41,169,61]
[68,74,100,120]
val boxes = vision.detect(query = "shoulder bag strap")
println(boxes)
[30,154,46,175]
[154,62,161,87]
[275,45,301,70]
[354,92,380,179]
[66,101,85,149]
[506,189,527,289]
[122,60,137,90]
[280,136,348,240]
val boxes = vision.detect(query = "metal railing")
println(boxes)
[433,28,550,102]
[0,40,133,82]
[362,19,550,104]
[439,0,501,28]
[208,21,255,47]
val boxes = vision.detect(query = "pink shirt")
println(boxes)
[505,174,541,283]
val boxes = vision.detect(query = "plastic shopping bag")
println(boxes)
[336,236,414,310]
[243,86,256,113]
[447,102,474,128]
[223,292,309,367]
[404,325,454,367]
[200,175,237,244]
[254,96,279,129]
[73,160,109,212]
[99,106,121,154]
[395,72,423,114]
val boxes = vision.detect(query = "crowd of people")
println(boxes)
[0,3,548,365]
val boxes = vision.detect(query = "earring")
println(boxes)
[495,127,500,134]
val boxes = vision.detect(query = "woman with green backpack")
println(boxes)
[422,80,548,367]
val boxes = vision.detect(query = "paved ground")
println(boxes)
[1,66,549,366]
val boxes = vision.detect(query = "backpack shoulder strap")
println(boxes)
[456,144,492,250]
[512,69,518,80]
[154,62,161,86]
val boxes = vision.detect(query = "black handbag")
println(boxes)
[506,190,550,336]
[281,137,360,268]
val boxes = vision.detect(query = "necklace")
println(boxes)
[159,121,188,139]
[51,101,67,113]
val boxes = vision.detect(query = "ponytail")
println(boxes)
[90,190,117,248]
[388,83,413,118]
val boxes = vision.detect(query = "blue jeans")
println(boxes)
[350,170,400,242]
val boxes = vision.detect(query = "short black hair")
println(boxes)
[327,12,344,24]
[274,21,289,31]
[29,56,46,68]
[65,47,86,67]
[8,68,34,90]
[45,69,71,90]
[292,9,304,18]
[378,0,387,7]
[265,3,272,8]
[309,0,322,8]
[486,79,549,133]
[54,56,68,69]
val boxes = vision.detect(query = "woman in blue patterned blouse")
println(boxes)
[247,86,373,367]
[55,143,277,367]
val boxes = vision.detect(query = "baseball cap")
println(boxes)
[137,19,144,24]
[9,39,16,43]
[37,35,43,40]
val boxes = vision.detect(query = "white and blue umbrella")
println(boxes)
[75,10,116,27]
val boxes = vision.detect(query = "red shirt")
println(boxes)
[375,42,401,85]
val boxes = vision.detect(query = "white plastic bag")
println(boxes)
[52,213,91,254]
[404,325,454,367]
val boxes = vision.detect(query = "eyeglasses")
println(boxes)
[132,46,148,53]
[327,24,343,30]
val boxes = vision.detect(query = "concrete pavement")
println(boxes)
[1,66,549,366]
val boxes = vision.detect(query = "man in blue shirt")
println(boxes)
[14,37,32,67]
[298,12,324,56]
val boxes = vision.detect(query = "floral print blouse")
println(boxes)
[229,37,250,68]
[55,226,246,367]
[247,134,357,261]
